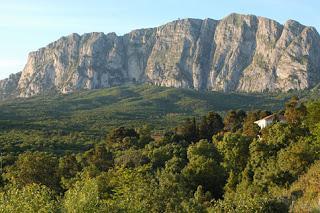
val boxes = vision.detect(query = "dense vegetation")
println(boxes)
[0,85,319,212]
[0,84,311,157]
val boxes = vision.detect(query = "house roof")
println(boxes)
[254,114,285,123]
[261,114,276,121]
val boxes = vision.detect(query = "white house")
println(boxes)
[254,114,285,129]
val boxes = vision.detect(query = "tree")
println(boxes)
[58,154,82,189]
[114,148,149,168]
[107,127,139,150]
[4,152,60,191]
[198,112,224,141]
[137,125,154,148]
[146,142,187,169]
[63,177,107,212]
[83,145,113,171]
[182,140,225,198]
[177,118,198,143]
[198,116,209,140]
[59,154,82,180]
[289,160,320,212]
[284,96,306,125]
[0,184,58,212]
[306,100,320,133]
[224,110,246,132]
[215,133,252,193]
[207,112,224,136]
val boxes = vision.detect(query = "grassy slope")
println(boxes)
[0,84,290,132]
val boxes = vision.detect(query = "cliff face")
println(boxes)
[2,13,320,99]
[0,72,21,100]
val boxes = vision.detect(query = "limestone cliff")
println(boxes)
[2,13,320,99]
[0,72,21,100]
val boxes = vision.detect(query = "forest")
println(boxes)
[0,93,319,212]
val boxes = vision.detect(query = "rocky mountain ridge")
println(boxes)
[1,13,320,99]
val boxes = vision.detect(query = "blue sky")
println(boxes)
[0,0,319,79]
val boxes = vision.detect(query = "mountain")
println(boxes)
[1,13,320,100]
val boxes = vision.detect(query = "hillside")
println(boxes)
[0,84,287,130]
[0,84,300,155]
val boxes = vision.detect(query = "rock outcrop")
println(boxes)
[2,13,320,99]
[0,72,21,100]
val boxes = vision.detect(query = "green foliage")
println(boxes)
[104,166,203,213]
[182,140,225,198]
[306,100,320,132]
[63,177,107,212]
[0,87,320,211]
[284,96,307,125]
[3,152,60,191]
[146,142,187,169]
[58,154,82,189]
[0,184,58,213]
[199,112,224,141]
[210,192,289,213]
[289,160,320,212]
[82,145,113,171]
[215,133,251,193]
[177,117,198,142]
[0,84,292,156]
[223,110,246,132]
[114,148,149,168]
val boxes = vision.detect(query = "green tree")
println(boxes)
[207,112,224,137]
[224,110,246,132]
[58,154,82,179]
[0,184,58,213]
[107,127,139,150]
[84,145,113,171]
[182,140,225,198]
[4,152,60,191]
[114,148,149,168]
[248,122,315,192]
[137,125,154,148]
[306,100,320,133]
[284,96,306,125]
[198,116,209,140]
[199,112,224,141]
[146,142,187,169]
[215,133,252,193]
[63,177,107,213]
[289,160,320,212]
[58,154,82,189]
[177,117,198,143]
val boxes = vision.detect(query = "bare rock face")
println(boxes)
[2,13,320,99]
[0,72,21,100]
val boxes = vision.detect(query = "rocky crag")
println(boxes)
[1,13,320,99]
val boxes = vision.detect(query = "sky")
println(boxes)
[0,0,319,79]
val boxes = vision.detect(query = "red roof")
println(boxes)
[261,114,276,121]
[257,114,286,122]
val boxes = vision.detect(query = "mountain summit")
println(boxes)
[1,13,320,100]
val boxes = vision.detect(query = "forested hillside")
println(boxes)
[0,84,295,156]
[0,85,319,212]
